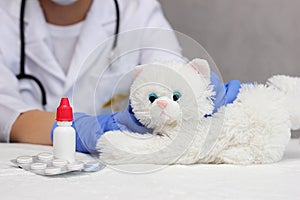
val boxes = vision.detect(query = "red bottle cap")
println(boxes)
[56,98,73,121]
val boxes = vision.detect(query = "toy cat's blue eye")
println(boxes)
[148,93,158,103]
[173,91,181,101]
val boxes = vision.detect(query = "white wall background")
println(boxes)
[159,0,300,136]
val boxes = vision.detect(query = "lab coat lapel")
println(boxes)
[23,0,65,81]
[63,0,115,92]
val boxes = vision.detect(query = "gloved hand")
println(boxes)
[51,105,151,153]
[210,71,241,113]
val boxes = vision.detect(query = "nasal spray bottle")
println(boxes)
[53,98,76,163]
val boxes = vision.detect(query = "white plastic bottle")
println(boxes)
[53,98,76,163]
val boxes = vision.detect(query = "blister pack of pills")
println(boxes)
[11,152,105,176]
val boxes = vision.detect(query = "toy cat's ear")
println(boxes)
[187,59,210,79]
[134,65,143,78]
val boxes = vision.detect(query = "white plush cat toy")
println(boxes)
[97,59,300,165]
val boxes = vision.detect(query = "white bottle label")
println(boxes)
[53,122,76,163]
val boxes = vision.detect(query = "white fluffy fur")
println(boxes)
[97,59,300,165]
[267,75,300,130]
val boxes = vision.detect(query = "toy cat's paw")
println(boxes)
[96,131,177,165]
[97,131,158,164]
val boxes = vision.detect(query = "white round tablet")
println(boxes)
[67,161,84,171]
[38,152,53,162]
[83,161,102,172]
[52,159,67,167]
[45,167,61,175]
[31,162,47,170]
[17,156,33,164]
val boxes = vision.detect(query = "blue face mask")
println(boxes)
[51,0,78,6]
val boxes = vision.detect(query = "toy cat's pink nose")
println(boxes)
[157,100,168,109]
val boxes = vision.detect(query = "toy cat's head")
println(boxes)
[130,59,214,134]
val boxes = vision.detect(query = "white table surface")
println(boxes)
[1,140,300,200]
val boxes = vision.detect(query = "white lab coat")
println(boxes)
[0,0,182,141]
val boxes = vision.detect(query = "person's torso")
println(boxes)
[0,0,155,114]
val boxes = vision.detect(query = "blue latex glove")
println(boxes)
[51,105,151,153]
[210,71,241,113]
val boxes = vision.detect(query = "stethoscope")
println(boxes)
[17,0,120,108]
